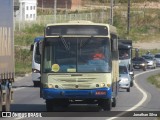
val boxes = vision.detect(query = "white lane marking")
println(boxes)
[14,87,26,91]
[107,68,160,120]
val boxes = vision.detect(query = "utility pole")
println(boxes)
[65,0,68,21]
[65,0,68,13]
[101,0,105,23]
[20,1,23,21]
[127,0,131,34]
[54,0,57,23]
[42,0,43,13]
[110,0,113,25]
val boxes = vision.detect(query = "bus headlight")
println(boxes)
[100,83,105,87]
[48,84,54,88]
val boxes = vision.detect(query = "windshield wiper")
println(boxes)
[80,36,94,48]
[59,35,70,51]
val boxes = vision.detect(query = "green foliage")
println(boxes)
[23,24,44,34]
[132,49,160,58]
[147,74,160,89]
[15,33,34,46]
[116,0,159,3]
[112,7,160,40]
[90,0,159,3]
[15,24,44,46]
[15,25,44,76]
[15,47,32,75]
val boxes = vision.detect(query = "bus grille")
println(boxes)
[62,83,91,89]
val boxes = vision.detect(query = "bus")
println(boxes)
[30,36,43,87]
[39,21,119,111]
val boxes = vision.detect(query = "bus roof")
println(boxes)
[46,21,117,35]
[34,36,44,42]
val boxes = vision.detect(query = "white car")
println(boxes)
[119,64,131,92]
[142,55,156,69]
[155,53,160,67]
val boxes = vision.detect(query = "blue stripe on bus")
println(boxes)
[42,88,112,100]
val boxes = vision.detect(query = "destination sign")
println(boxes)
[45,25,108,36]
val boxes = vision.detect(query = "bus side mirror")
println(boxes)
[30,44,34,51]
[112,39,118,52]
[39,41,43,55]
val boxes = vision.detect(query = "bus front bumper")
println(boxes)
[42,88,112,100]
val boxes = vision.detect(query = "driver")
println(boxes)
[92,49,105,60]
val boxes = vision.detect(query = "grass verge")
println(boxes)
[147,73,160,89]
[15,47,32,77]
[147,73,160,120]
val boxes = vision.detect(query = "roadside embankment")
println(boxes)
[147,73,160,89]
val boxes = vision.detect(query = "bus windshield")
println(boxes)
[43,37,111,73]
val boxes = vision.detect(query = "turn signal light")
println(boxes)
[107,84,111,88]
[32,69,40,73]
[100,83,105,87]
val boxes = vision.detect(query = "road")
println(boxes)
[1,68,160,120]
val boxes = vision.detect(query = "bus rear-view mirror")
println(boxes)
[30,44,34,51]
[112,39,118,52]
[39,41,43,55]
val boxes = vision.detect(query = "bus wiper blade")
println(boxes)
[59,35,70,51]
[80,36,94,48]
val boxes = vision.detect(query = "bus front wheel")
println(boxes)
[112,97,116,107]
[98,99,112,111]
[33,81,40,87]
[46,100,53,112]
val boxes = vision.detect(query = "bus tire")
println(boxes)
[112,97,116,107]
[0,89,2,111]
[53,99,69,111]
[3,87,11,111]
[33,81,40,87]
[46,100,53,112]
[98,99,112,111]
[61,99,69,108]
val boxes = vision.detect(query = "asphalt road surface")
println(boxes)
[1,68,160,120]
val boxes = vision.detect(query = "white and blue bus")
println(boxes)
[30,36,43,87]
[39,21,119,111]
